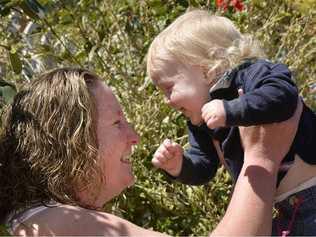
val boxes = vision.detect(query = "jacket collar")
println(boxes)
[209,58,257,96]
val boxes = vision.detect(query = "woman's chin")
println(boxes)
[124,173,135,188]
[126,163,136,183]
[117,169,135,192]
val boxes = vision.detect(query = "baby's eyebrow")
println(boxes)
[155,78,171,87]
[154,81,166,89]
[151,76,160,86]
[152,80,159,86]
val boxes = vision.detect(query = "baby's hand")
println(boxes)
[152,139,183,177]
[201,99,226,129]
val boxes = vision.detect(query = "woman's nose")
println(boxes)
[128,123,140,145]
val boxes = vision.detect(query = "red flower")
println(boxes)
[216,0,228,10]
[231,0,244,11]
[215,0,244,12]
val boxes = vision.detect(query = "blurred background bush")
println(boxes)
[0,0,315,235]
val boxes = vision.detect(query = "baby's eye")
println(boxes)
[164,85,173,94]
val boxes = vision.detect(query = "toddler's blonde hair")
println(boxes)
[147,9,265,81]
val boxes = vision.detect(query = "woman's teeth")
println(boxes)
[120,155,131,163]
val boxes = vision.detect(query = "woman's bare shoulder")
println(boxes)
[15,204,167,236]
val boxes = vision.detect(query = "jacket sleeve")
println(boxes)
[224,61,298,126]
[173,122,219,185]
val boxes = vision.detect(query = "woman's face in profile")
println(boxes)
[90,81,139,207]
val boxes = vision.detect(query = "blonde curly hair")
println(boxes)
[0,68,103,222]
[147,9,265,82]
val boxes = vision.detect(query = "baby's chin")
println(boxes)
[189,116,204,126]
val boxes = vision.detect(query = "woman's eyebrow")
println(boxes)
[117,110,124,116]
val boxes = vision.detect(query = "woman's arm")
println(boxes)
[211,99,302,236]
[15,205,168,237]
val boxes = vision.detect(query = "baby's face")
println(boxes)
[152,61,211,125]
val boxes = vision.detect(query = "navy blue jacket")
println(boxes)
[173,59,316,185]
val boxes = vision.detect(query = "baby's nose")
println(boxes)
[164,97,171,105]
[165,97,178,109]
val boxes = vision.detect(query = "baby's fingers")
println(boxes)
[202,105,216,124]
[170,142,183,156]
[152,151,166,168]
[201,104,211,119]
[163,139,180,154]
[153,146,172,164]
[205,117,218,129]
[152,156,163,168]
[152,150,173,172]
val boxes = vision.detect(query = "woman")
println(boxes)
[0,68,301,236]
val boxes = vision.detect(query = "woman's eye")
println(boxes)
[113,120,121,126]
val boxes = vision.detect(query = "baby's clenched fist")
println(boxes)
[152,139,183,177]
[201,99,226,129]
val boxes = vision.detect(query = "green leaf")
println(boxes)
[19,1,38,19]
[19,0,45,20]
[9,52,22,74]
[0,0,11,16]
[0,79,16,88]
[0,0,11,7]
[149,2,167,16]
[0,224,11,236]
[0,85,16,104]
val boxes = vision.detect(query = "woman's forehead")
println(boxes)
[94,82,123,116]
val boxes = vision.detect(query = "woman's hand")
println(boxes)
[239,98,303,165]
[211,98,303,236]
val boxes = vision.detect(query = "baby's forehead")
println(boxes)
[151,67,175,81]
[152,58,180,74]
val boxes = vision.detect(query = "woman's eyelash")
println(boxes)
[113,120,121,126]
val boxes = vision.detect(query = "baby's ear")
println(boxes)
[205,67,218,86]
[206,69,215,83]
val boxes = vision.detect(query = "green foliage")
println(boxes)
[0,0,315,235]
[245,0,316,109]
[0,224,10,236]
[0,82,16,104]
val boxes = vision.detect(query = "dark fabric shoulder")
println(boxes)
[235,59,292,87]
[224,58,298,126]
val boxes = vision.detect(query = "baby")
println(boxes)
[146,9,316,236]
